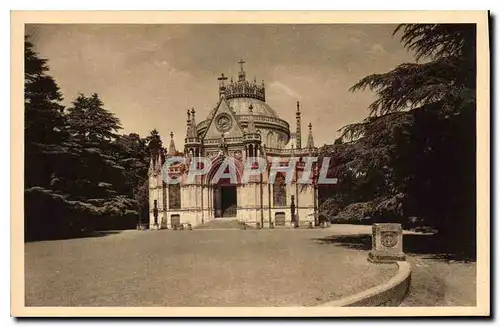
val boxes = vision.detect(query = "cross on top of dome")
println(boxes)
[238,58,246,71]
[238,58,246,82]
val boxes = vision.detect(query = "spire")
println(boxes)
[148,155,155,176]
[189,107,197,138]
[155,151,162,172]
[168,131,176,155]
[185,109,191,138]
[296,101,302,149]
[307,122,315,149]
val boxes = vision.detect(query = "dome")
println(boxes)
[196,61,290,142]
[228,98,278,118]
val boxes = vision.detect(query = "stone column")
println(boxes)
[368,223,406,263]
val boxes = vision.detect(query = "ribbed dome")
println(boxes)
[228,97,278,118]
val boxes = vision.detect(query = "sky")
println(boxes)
[26,24,416,147]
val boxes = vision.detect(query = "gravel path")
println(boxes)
[25,227,396,307]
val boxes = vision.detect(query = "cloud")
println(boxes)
[348,29,368,38]
[269,81,301,99]
[367,43,386,56]
[27,24,414,145]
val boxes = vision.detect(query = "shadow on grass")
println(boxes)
[314,233,476,262]
[25,230,125,242]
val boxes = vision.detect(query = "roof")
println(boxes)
[227,97,278,118]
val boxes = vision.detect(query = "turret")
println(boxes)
[185,107,202,157]
[243,104,262,158]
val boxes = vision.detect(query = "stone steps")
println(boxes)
[194,219,246,230]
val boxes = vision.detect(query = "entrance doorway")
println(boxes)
[214,185,237,218]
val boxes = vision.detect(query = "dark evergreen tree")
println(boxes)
[25,36,157,240]
[320,24,476,259]
[24,38,68,189]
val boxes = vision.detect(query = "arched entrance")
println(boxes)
[213,178,237,218]
[204,156,242,218]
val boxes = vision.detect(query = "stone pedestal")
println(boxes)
[368,223,406,263]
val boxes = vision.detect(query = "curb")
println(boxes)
[317,261,411,307]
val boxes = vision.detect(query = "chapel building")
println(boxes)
[148,60,318,228]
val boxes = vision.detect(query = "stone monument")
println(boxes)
[368,223,406,263]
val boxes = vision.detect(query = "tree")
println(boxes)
[67,93,122,142]
[146,129,163,156]
[63,93,123,200]
[115,132,151,225]
[25,37,154,240]
[320,24,476,258]
[24,37,68,189]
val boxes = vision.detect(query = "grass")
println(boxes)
[25,227,396,307]
[400,256,476,306]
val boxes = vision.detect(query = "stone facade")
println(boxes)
[148,61,318,229]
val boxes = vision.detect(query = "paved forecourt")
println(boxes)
[25,226,396,307]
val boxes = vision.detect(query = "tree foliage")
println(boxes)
[24,37,159,240]
[320,24,476,259]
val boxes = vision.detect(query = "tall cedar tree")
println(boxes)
[320,24,476,258]
[25,38,68,189]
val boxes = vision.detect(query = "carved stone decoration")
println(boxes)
[216,113,232,132]
[381,231,398,248]
[369,223,406,263]
[206,151,218,159]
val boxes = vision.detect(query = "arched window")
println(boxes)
[273,173,287,207]
[168,183,181,209]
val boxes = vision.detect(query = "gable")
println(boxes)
[203,98,244,140]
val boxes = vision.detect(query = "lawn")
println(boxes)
[25,227,396,307]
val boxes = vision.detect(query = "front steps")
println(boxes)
[194,219,247,230]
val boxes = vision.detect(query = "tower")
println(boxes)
[296,101,302,149]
